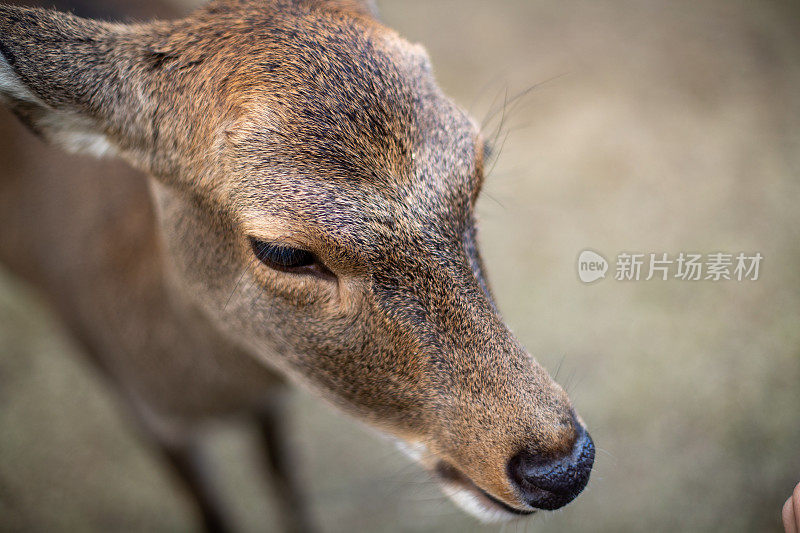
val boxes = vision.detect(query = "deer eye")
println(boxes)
[250,238,314,269]
[249,238,333,279]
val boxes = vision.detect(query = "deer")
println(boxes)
[0,0,595,531]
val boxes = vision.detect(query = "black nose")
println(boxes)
[507,430,595,510]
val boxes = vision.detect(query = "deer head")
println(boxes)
[0,0,593,521]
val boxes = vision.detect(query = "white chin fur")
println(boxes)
[441,484,519,524]
[392,438,523,524]
[394,439,428,462]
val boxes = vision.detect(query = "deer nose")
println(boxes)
[507,429,595,510]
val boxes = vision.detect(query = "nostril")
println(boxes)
[507,431,595,510]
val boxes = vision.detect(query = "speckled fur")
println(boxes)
[0,0,587,517]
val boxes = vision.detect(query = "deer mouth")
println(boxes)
[433,461,535,523]
[394,440,535,521]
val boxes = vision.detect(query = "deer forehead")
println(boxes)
[220,102,483,246]
[199,9,480,180]
[224,119,481,213]
[220,84,482,232]
[161,3,486,250]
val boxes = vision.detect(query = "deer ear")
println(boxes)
[0,6,159,159]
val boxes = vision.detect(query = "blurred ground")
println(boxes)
[1,0,799,532]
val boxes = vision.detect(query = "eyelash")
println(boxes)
[249,238,333,279]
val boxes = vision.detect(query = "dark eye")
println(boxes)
[249,238,333,279]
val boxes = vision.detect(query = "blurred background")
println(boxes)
[1,0,799,531]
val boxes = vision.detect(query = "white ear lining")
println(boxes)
[38,111,116,158]
[0,53,116,158]
[0,53,39,104]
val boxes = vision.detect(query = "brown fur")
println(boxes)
[0,0,591,528]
